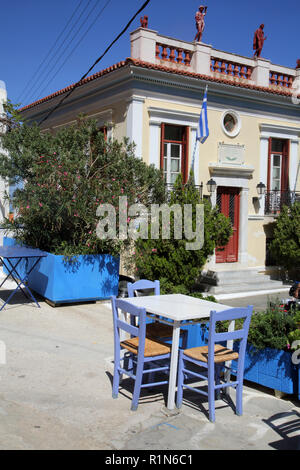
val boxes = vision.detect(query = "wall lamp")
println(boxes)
[256,182,266,196]
[253,182,266,204]
[206,178,217,194]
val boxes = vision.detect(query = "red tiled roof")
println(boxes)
[20,57,296,112]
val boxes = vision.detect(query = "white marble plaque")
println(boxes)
[218,143,245,165]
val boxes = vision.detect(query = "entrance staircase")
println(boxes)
[199,267,290,296]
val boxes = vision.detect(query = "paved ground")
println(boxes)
[0,285,299,452]
[216,289,290,310]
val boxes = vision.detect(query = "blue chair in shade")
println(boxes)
[127,279,188,348]
[111,296,171,411]
[176,306,253,422]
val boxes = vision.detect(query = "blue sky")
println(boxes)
[2,0,300,107]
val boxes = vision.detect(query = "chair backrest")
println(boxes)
[208,306,253,371]
[111,296,147,359]
[127,279,160,297]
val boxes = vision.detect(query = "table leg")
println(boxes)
[0,256,42,310]
[6,257,41,306]
[167,320,181,410]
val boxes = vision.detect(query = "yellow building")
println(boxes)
[21,26,300,294]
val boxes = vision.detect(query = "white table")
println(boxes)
[125,294,231,410]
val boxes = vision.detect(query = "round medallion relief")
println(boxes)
[221,110,241,137]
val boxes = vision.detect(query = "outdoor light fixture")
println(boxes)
[206,178,217,194]
[256,182,266,196]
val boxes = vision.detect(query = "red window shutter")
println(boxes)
[281,139,290,191]
[182,127,189,183]
[267,137,272,191]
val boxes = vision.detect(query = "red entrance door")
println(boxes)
[216,187,240,263]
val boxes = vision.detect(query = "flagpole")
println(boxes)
[190,85,208,184]
[191,138,198,174]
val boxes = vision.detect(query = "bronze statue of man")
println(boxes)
[253,24,267,58]
[194,5,207,42]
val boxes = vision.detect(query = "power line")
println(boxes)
[17,0,86,104]
[36,0,112,102]
[38,0,151,127]
[24,0,100,105]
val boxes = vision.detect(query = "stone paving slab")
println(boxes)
[0,289,299,451]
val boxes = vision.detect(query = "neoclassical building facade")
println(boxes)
[19,26,300,291]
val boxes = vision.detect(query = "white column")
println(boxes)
[251,58,271,88]
[126,96,145,159]
[239,188,249,265]
[191,42,212,76]
[0,81,8,225]
[258,135,269,215]
[130,28,158,63]
[149,121,161,168]
[292,67,300,98]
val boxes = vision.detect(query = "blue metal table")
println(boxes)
[0,246,47,310]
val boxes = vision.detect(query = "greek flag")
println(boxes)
[196,86,209,143]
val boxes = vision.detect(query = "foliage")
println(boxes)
[216,301,297,351]
[159,277,217,301]
[269,202,300,275]
[287,329,300,351]
[247,304,296,351]
[134,173,232,291]
[0,111,166,257]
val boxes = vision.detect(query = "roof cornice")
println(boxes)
[20,57,300,115]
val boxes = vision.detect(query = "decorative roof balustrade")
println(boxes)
[269,70,294,89]
[156,43,192,66]
[130,28,299,95]
[211,57,253,81]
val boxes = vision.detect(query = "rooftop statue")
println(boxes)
[140,15,148,28]
[194,5,207,42]
[253,24,267,58]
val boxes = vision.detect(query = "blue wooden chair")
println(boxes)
[111,296,171,411]
[127,279,188,347]
[176,306,253,422]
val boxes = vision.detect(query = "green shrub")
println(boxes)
[0,108,165,257]
[216,301,297,351]
[134,173,232,291]
[287,329,300,350]
[246,303,296,351]
[270,202,300,275]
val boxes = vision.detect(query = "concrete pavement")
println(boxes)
[0,286,299,451]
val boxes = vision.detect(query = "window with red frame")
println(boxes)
[160,124,189,185]
[267,138,289,192]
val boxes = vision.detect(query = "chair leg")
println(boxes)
[208,365,215,423]
[131,361,144,411]
[215,365,221,400]
[235,377,244,416]
[112,352,121,399]
[181,329,188,349]
[176,350,184,408]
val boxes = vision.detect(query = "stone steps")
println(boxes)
[199,268,289,295]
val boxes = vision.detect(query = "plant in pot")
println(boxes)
[0,105,166,304]
[213,301,300,397]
